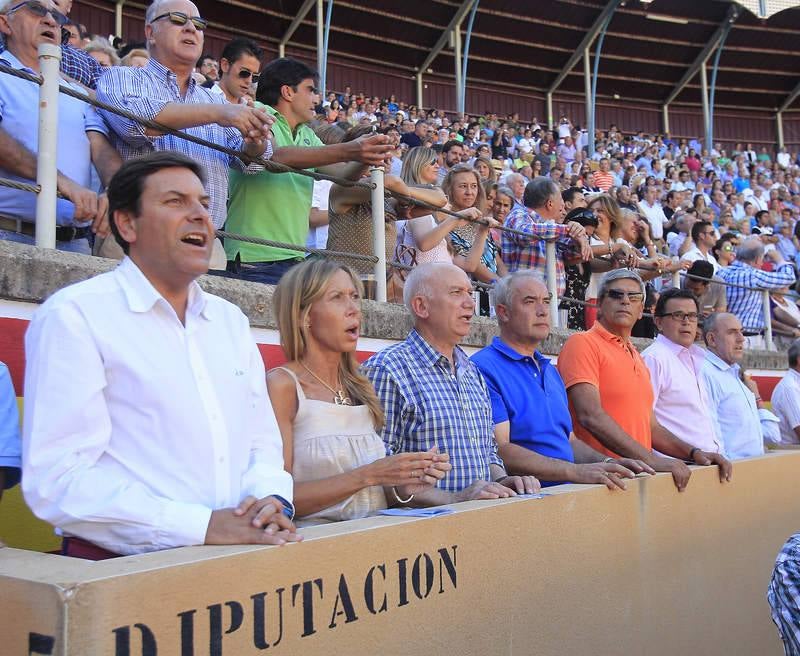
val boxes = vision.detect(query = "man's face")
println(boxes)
[707,314,745,365]
[697,223,716,248]
[539,191,565,222]
[286,76,319,124]
[685,277,710,299]
[221,52,260,100]
[415,266,475,342]
[199,56,218,80]
[540,143,550,154]
[655,297,698,348]
[0,0,63,55]
[64,22,80,46]
[598,278,644,331]
[115,167,214,287]
[147,0,204,68]
[599,159,609,172]
[565,193,587,211]
[445,145,463,168]
[500,277,551,345]
[415,121,428,137]
[510,177,525,201]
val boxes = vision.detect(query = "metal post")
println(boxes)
[460,0,479,117]
[763,289,774,351]
[583,49,591,130]
[546,92,553,130]
[776,111,785,150]
[279,43,285,58]
[36,44,61,250]
[672,269,681,289]
[700,63,711,151]
[370,167,387,303]
[545,240,559,329]
[114,0,126,37]
[316,0,324,91]
[320,0,333,99]
[416,73,423,110]
[662,104,670,135]
[453,26,462,116]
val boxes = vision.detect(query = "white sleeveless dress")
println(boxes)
[273,367,388,526]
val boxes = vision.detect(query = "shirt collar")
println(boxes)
[490,336,550,367]
[704,349,739,375]
[146,57,195,89]
[116,257,212,321]
[654,333,706,366]
[0,49,31,72]
[407,328,468,370]
[590,320,632,348]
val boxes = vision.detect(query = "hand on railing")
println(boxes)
[347,134,394,166]
[564,220,592,261]
[215,104,274,144]
[56,174,98,224]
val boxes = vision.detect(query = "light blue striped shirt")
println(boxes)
[717,260,795,332]
[768,532,800,656]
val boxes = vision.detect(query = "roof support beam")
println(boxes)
[417,0,476,74]
[547,0,622,94]
[664,3,739,106]
[778,78,800,113]
[278,0,317,58]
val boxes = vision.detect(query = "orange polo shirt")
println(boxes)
[557,322,654,457]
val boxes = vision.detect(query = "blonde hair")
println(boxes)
[474,156,496,183]
[442,164,487,213]
[120,48,149,67]
[84,38,120,66]
[400,146,436,185]
[273,259,385,430]
[588,193,622,233]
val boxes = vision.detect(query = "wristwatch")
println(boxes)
[272,495,295,520]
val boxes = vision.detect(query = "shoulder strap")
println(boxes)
[271,366,306,401]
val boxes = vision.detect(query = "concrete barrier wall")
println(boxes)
[1,453,797,655]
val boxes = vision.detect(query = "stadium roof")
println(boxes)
[206,0,800,112]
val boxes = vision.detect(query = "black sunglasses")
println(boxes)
[237,68,259,83]
[151,11,208,31]
[5,1,67,25]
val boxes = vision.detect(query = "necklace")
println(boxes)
[299,361,352,406]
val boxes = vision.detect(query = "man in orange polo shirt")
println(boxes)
[557,269,732,491]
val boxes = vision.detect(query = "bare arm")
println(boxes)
[88,131,123,188]
[309,208,329,228]
[495,421,574,481]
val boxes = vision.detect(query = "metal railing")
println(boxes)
[0,45,792,350]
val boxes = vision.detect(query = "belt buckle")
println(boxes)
[57,226,77,241]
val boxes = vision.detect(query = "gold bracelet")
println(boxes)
[391,486,414,504]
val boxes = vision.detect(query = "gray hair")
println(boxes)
[505,173,524,186]
[84,38,120,66]
[495,185,516,204]
[490,270,547,309]
[523,177,559,210]
[402,262,453,312]
[736,238,764,264]
[702,311,737,344]
[597,268,646,300]
[789,339,800,368]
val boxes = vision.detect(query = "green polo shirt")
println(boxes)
[225,104,323,263]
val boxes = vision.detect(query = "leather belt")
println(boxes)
[0,216,90,241]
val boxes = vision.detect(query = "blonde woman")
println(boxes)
[268,259,451,525]
[473,156,495,182]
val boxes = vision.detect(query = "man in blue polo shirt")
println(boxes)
[471,271,653,489]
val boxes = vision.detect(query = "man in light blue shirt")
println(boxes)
[0,361,21,499]
[701,312,775,459]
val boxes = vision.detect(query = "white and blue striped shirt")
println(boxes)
[363,329,502,493]
[769,532,800,655]
[717,260,795,332]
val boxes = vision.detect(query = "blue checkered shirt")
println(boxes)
[0,34,103,89]
[717,260,796,332]
[769,532,800,656]
[95,58,270,229]
[363,329,502,493]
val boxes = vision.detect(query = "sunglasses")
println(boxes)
[5,1,66,25]
[237,68,259,83]
[606,289,644,302]
[151,11,208,31]
[721,244,735,252]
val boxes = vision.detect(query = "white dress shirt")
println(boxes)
[638,200,667,240]
[23,258,292,555]
[771,368,800,445]
[701,350,765,459]
[681,246,720,272]
[642,335,721,453]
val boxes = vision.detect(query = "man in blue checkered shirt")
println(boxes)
[769,532,800,655]
[717,238,795,350]
[363,262,539,502]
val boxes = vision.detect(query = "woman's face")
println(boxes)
[307,270,362,354]
[716,241,737,266]
[619,214,639,243]
[474,159,491,180]
[450,172,479,210]
[493,194,514,223]
[533,160,542,171]
[420,156,440,184]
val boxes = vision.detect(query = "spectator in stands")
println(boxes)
[363,262,538,499]
[594,158,615,192]
[211,37,262,105]
[195,52,217,86]
[471,271,653,490]
[46,0,105,89]
[96,0,274,268]
[0,360,20,502]
[718,238,796,349]
[267,259,451,524]
[84,37,119,67]
[22,152,300,558]
[776,221,798,264]
[768,532,800,655]
[0,0,121,252]
[771,285,800,338]
[642,288,726,457]
[771,340,800,446]
[534,142,552,175]
[505,172,526,207]
[681,220,720,271]
[473,155,494,182]
[400,119,427,148]
[558,269,731,491]
[682,260,726,323]
[224,56,392,284]
[120,48,149,68]
[437,139,464,185]
[563,186,587,212]
[702,312,776,458]
[713,233,738,269]
[638,185,667,243]
[502,177,591,298]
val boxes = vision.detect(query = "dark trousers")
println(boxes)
[226,257,303,285]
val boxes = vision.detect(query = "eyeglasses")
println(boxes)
[658,311,699,323]
[606,289,644,302]
[4,1,67,25]
[151,11,208,31]
[237,68,259,83]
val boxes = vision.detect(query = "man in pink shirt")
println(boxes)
[641,288,731,468]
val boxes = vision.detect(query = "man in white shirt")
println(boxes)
[210,37,262,105]
[642,289,725,457]
[771,340,800,445]
[23,152,299,558]
[681,220,719,272]
[638,186,667,242]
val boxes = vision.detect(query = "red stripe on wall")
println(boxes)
[0,317,27,393]
[256,343,376,370]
